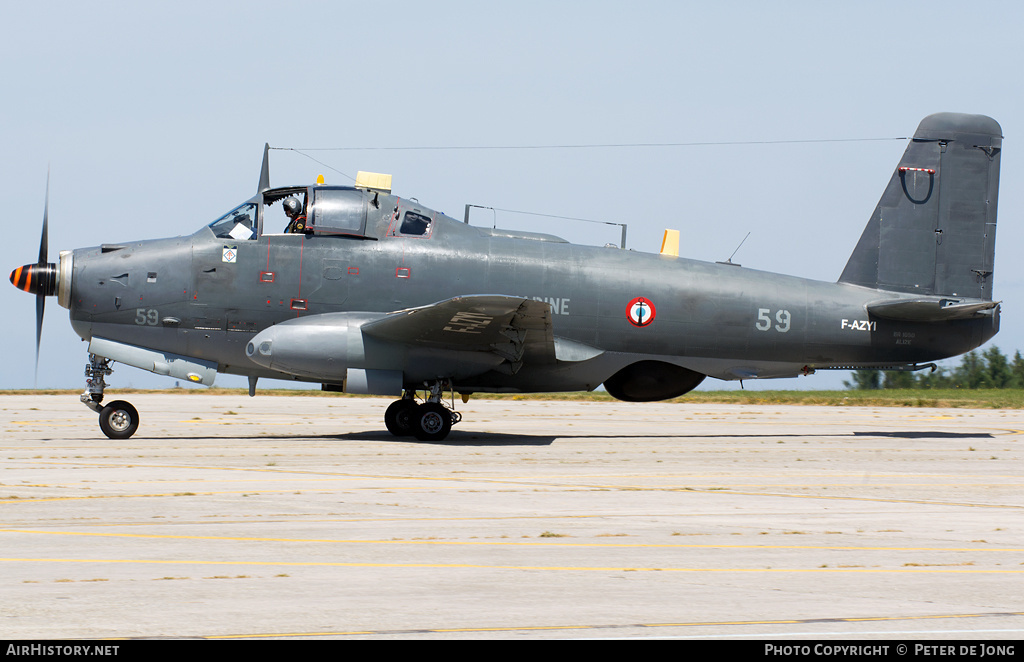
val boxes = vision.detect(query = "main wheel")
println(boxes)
[413,402,452,442]
[99,400,139,440]
[384,399,418,437]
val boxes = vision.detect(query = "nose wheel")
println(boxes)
[98,400,140,440]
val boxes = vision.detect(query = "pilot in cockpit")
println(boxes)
[283,198,306,233]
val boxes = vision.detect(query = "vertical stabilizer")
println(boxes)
[839,113,1001,299]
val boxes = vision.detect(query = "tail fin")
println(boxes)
[839,113,1002,300]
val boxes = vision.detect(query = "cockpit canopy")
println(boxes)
[206,186,375,240]
[308,188,367,235]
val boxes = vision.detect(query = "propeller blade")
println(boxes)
[9,172,57,387]
[38,169,49,266]
[35,170,50,387]
[35,288,44,386]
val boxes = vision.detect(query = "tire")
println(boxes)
[413,402,452,442]
[99,400,139,440]
[384,399,418,437]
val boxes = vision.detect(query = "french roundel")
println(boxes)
[626,297,656,327]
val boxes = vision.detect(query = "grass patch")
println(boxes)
[2,388,1024,408]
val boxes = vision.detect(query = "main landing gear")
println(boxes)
[384,381,462,442]
[81,355,140,440]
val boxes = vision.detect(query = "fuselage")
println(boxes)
[62,187,998,393]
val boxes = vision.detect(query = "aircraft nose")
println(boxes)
[9,263,57,297]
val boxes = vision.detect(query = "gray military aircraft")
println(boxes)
[10,113,1002,441]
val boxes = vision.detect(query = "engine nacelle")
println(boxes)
[249,311,533,393]
[603,360,706,402]
[246,313,383,382]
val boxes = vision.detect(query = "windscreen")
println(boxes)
[207,203,257,240]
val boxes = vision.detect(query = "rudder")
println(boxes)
[839,113,1002,300]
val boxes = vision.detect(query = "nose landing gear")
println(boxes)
[383,381,461,442]
[81,355,140,440]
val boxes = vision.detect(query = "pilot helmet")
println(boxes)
[282,197,301,218]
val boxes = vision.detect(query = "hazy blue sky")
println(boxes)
[3,0,1023,391]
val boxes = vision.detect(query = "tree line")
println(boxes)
[845,346,1024,390]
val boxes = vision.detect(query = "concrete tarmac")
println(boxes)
[1,393,1023,640]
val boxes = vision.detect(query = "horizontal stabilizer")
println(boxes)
[866,298,999,322]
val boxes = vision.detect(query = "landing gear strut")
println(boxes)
[81,355,140,440]
[384,381,461,442]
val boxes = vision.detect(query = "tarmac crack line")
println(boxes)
[2,529,1023,552]
[1,557,1023,573]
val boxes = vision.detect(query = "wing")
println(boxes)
[361,295,555,375]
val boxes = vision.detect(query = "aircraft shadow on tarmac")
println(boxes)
[277,428,997,446]
[853,431,995,439]
[360,429,997,445]
[141,430,557,446]
[326,430,865,447]
[334,430,558,446]
[132,429,994,446]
